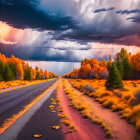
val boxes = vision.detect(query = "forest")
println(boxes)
[0,53,58,82]
[63,48,140,81]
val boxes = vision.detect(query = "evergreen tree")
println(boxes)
[3,64,15,81]
[116,61,123,78]
[105,63,123,89]
[107,62,112,71]
[0,74,3,81]
[107,55,112,71]
[123,57,133,79]
[0,59,5,80]
[24,67,32,81]
[49,75,52,79]
[116,48,127,61]
[9,63,17,78]
[36,71,40,80]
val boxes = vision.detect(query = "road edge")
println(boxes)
[0,78,57,94]
[0,79,59,140]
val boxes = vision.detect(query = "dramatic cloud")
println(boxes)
[0,39,17,45]
[0,0,76,30]
[94,7,114,13]
[0,21,42,46]
[116,9,140,15]
[0,0,140,63]
[127,15,140,23]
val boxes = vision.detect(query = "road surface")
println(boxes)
[0,79,64,140]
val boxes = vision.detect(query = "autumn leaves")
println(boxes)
[0,54,58,82]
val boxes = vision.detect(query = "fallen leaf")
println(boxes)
[33,134,43,138]
[52,125,60,130]
[50,110,56,113]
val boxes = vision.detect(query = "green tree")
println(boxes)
[105,63,123,89]
[116,48,127,61]
[107,55,112,71]
[3,64,15,81]
[9,63,17,78]
[36,71,40,80]
[123,57,132,79]
[0,74,3,81]
[24,67,32,81]
[116,61,123,78]
[49,75,52,79]
[0,59,5,80]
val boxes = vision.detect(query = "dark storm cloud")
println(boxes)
[15,46,92,51]
[1,0,140,47]
[94,7,115,13]
[61,30,140,47]
[0,43,81,62]
[53,46,91,50]
[116,9,140,15]
[0,0,76,30]
[30,49,80,62]
[0,0,140,63]
[127,15,140,23]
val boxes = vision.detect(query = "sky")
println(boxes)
[0,0,140,75]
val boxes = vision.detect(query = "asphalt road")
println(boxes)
[0,78,64,140]
[16,90,64,140]
[0,79,56,126]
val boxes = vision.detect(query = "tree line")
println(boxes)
[62,48,140,89]
[0,54,58,81]
[63,58,108,79]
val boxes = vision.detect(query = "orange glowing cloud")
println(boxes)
[0,40,17,45]
[0,21,40,45]
[0,21,11,40]
[0,21,24,45]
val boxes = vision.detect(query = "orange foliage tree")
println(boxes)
[63,48,140,79]
[0,53,58,81]
[63,58,108,79]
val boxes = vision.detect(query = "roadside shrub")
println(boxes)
[100,91,112,98]
[136,119,140,132]
[84,84,95,93]
[88,92,95,97]
[133,90,140,105]
[128,104,140,125]
[112,102,126,112]
[96,97,107,103]
[103,98,115,108]
[120,108,132,118]
[123,93,133,102]
[113,90,122,98]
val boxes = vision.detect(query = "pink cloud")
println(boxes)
[0,21,40,46]
[0,39,17,45]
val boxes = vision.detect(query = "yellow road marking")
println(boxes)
[0,80,59,135]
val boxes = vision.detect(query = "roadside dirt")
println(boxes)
[66,79,136,140]
[57,82,111,140]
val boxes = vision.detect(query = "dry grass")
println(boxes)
[63,79,113,138]
[69,78,140,133]
[56,83,77,133]
[62,119,76,133]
